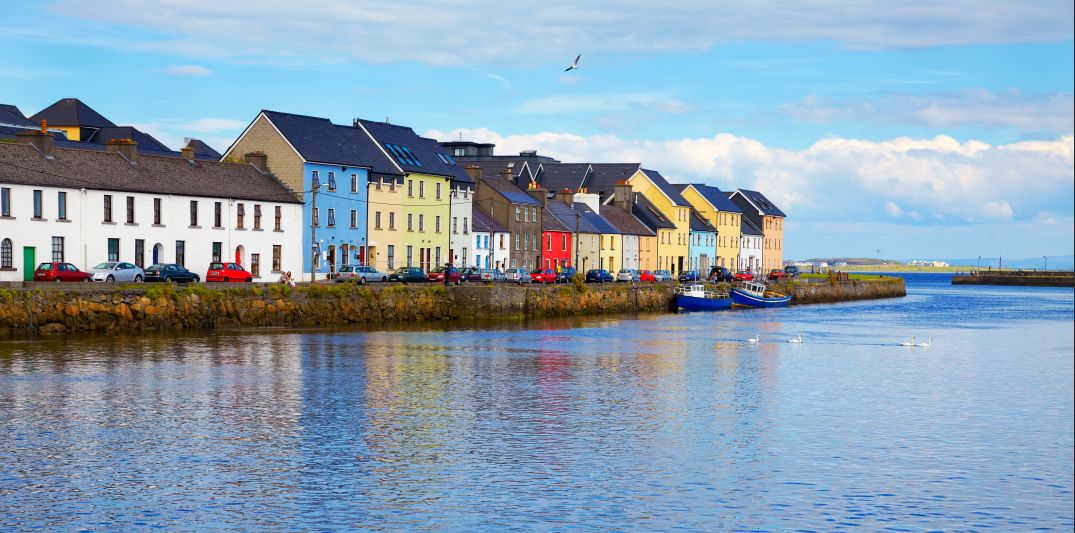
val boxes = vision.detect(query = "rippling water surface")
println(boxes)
[1,274,1072,530]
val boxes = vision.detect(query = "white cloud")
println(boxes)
[42,0,1074,66]
[779,90,1074,134]
[427,127,1074,230]
[163,64,211,76]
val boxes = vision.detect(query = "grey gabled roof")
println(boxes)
[675,183,742,213]
[630,193,677,231]
[87,126,173,152]
[183,139,222,159]
[30,98,115,128]
[541,206,572,232]
[0,142,300,204]
[583,163,642,202]
[355,119,470,182]
[467,160,533,185]
[534,163,591,193]
[731,189,786,217]
[249,111,401,176]
[600,203,656,237]
[0,104,35,127]
[545,200,605,234]
[741,216,763,236]
[472,205,508,233]
[689,209,717,233]
[640,168,689,206]
[479,176,541,206]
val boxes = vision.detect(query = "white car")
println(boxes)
[90,261,145,282]
[616,269,640,282]
[336,265,388,284]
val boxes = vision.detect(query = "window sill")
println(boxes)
[31,217,47,222]
[0,267,16,272]
[212,226,223,230]
[124,223,139,227]
[236,228,246,231]
[56,219,72,223]
[189,225,201,229]
[152,224,165,228]
[252,228,263,232]
[102,221,116,225]
[273,229,284,233]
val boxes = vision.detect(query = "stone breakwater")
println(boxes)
[952,271,1073,288]
[0,277,906,335]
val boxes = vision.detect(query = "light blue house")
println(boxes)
[688,209,718,274]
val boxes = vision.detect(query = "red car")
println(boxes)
[767,269,787,280]
[530,268,556,284]
[639,270,656,283]
[734,271,754,281]
[206,262,252,282]
[33,262,92,282]
[427,266,462,284]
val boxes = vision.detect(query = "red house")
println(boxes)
[541,206,573,270]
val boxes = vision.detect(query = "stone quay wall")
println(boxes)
[952,271,1074,287]
[0,277,906,335]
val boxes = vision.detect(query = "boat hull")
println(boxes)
[729,288,791,308]
[675,294,732,311]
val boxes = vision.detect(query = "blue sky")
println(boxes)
[2,1,1072,261]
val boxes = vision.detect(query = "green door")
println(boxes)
[22,247,35,281]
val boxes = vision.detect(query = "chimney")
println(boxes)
[244,151,268,172]
[500,167,513,179]
[464,164,481,180]
[180,145,195,160]
[105,138,137,162]
[16,121,54,156]
[527,183,549,206]
[614,180,633,210]
[555,188,574,206]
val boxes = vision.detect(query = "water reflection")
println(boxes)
[1,275,1072,530]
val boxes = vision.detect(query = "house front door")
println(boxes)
[22,247,35,281]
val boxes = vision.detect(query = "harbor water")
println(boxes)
[1,273,1072,530]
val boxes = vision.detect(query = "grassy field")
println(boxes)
[798,273,891,281]
[839,264,981,273]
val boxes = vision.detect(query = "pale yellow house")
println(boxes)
[676,184,744,270]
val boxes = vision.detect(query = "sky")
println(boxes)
[1,0,1072,261]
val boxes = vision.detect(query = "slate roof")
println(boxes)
[674,183,742,213]
[356,119,471,182]
[534,163,591,193]
[468,160,533,185]
[582,163,642,201]
[741,215,763,236]
[689,209,717,233]
[630,193,677,232]
[0,142,300,204]
[599,203,656,237]
[472,205,508,233]
[30,98,115,128]
[242,111,400,176]
[639,169,689,206]
[733,189,786,217]
[183,139,222,159]
[541,206,572,232]
[479,176,541,206]
[545,200,607,234]
[0,104,35,127]
[86,126,172,152]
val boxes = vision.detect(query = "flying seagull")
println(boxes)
[564,54,581,72]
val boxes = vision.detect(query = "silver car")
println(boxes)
[652,269,673,282]
[504,267,531,284]
[479,268,506,283]
[336,265,387,284]
[616,269,640,282]
[90,261,145,282]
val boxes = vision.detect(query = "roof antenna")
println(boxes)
[385,116,390,124]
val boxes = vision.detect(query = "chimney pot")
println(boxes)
[105,138,138,162]
[16,129,55,156]
[180,145,195,160]
[614,181,633,210]
[244,151,268,172]
[464,164,481,180]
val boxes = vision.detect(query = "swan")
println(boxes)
[900,336,917,347]
[916,336,932,347]
[747,334,760,343]
[787,333,803,343]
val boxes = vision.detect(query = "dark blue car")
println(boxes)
[678,270,700,282]
[585,269,614,283]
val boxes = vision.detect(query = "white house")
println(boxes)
[471,206,510,270]
[449,181,474,268]
[0,131,303,282]
[738,216,763,273]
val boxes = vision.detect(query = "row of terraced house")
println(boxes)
[0,99,785,282]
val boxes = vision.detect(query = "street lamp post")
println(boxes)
[977,256,981,272]
[1043,255,1048,271]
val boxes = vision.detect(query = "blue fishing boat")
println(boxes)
[674,284,732,311]
[730,281,791,308]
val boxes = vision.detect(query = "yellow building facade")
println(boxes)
[679,184,743,270]
[627,170,691,274]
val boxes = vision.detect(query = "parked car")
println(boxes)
[504,267,532,284]
[478,268,506,283]
[530,268,557,284]
[585,269,614,283]
[91,261,146,282]
[427,266,463,284]
[767,269,787,280]
[206,262,252,282]
[144,263,199,283]
[33,262,91,282]
[734,271,754,281]
[784,265,801,278]
[652,270,672,282]
[388,266,426,283]
[554,267,577,284]
[678,270,700,282]
[616,269,640,282]
[639,270,656,283]
[708,266,734,282]
[337,265,387,284]
[461,267,484,283]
